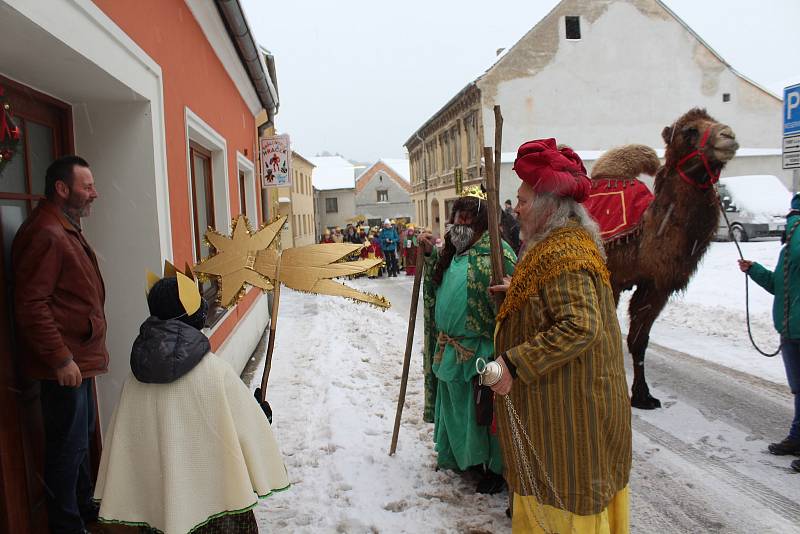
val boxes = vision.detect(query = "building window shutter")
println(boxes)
[565,16,581,39]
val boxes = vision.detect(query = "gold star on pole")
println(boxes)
[193,215,390,309]
[193,215,277,307]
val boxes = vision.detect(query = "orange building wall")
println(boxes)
[93,0,263,350]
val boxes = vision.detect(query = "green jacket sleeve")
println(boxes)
[505,270,601,383]
[747,262,775,295]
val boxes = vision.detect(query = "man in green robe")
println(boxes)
[420,190,516,493]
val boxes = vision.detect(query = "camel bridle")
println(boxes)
[676,127,721,190]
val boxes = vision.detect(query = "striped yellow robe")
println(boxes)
[494,222,632,516]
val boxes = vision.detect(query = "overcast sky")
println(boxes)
[241,0,799,162]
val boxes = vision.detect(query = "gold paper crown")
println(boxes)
[145,260,202,316]
[460,185,487,200]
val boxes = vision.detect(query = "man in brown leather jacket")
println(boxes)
[12,155,107,534]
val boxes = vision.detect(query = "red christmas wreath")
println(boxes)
[0,85,22,173]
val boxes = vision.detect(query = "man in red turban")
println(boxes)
[512,138,591,202]
[488,138,632,533]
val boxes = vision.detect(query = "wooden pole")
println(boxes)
[389,246,426,456]
[483,147,505,306]
[493,106,503,195]
[260,257,282,402]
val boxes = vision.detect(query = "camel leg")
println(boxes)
[627,282,668,409]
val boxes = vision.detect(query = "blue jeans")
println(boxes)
[384,250,398,275]
[780,340,800,440]
[40,378,96,533]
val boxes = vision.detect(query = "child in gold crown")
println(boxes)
[93,271,290,533]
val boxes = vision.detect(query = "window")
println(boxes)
[377,189,389,202]
[565,16,581,40]
[465,113,478,163]
[722,93,731,102]
[237,151,256,226]
[238,171,247,218]
[189,142,224,325]
[190,143,215,261]
[452,127,461,167]
[326,197,338,213]
[442,134,451,170]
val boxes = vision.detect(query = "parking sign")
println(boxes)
[786,83,800,136]
[784,83,800,169]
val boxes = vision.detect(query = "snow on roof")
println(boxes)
[381,158,411,183]
[499,148,781,164]
[309,156,355,191]
[719,175,791,216]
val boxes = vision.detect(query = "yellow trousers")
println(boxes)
[512,486,629,534]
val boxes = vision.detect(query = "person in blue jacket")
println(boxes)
[379,219,400,277]
[739,193,800,473]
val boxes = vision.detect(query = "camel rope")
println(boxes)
[718,192,799,357]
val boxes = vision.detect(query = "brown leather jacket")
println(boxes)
[12,200,109,380]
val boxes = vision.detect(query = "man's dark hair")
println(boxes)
[44,155,89,199]
[432,195,490,286]
[504,199,512,206]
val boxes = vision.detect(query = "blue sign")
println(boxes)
[785,83,800,136]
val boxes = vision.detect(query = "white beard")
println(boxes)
[448,224,475,254]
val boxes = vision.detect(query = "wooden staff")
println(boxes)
[494,106,503,194]
[483,147,506,306]
[260,256,282,402]
[389,246,426,456]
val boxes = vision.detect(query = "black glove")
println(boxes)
[253,387,273,424]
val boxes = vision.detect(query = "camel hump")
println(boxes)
[591,144,660,180]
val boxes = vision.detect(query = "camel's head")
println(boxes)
[661,108,739,189]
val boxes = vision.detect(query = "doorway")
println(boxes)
[0,74,73,534]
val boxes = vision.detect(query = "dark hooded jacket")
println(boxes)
[130,317,211,384]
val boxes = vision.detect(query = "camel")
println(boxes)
[591,108,739,409]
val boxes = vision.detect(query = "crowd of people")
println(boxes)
[13,140,800,533]
[320,218,420,278]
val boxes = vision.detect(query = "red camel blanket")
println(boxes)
[584,179,654,241]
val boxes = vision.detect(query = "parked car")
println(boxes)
[715,175,792,242]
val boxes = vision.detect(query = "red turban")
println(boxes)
[512,138,591,203]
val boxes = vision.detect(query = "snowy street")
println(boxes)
[253,240,800,533]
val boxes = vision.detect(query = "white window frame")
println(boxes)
[184,107,231,254]
[237,151,257,226]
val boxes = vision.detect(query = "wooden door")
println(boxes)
[0,75,73,534]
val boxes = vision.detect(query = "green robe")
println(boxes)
[422,232,516,472]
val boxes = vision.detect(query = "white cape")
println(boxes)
[94,353,289,533]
